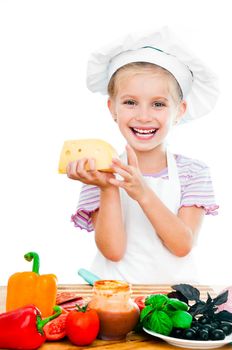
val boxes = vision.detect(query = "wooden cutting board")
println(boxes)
[1,284,231,350]
[0,284,218,312]
[57,283,215,299]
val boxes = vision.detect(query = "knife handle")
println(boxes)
[78,268,100,286]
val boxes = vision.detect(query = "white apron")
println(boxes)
[91,150,198,284]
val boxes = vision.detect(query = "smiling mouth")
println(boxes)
[130,127,158,138]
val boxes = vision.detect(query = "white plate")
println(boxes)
[143,327,232,349]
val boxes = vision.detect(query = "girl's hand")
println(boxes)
[109,144,149,201]
[67,157,115,189]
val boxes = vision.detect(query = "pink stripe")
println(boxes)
[71,219,93,232]
[183,181,212,185]
[76,211,90,219]
[72,213,89,224]
[182,194,214,199]
[81,186,99,194]
[78,199,100,207]
[79,195,96,203]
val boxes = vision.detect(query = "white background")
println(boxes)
[0,0,231,286]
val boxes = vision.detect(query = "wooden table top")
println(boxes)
[1,284,232,350]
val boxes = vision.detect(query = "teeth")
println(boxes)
[132,128,157,134]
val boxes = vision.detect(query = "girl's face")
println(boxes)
[108,71,186,153]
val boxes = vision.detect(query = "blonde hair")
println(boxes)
[107,62,183,103]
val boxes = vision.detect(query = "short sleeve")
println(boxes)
[71,184,100,232]
[180,162,219,215]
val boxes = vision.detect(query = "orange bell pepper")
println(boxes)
[6,252,57,317]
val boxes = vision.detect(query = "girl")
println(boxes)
[68,27,219,284]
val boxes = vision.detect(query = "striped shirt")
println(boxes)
[71,154,219,232]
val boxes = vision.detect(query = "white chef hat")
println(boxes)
[86,27,219,123]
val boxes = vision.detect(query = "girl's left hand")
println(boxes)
[109,144,149,201]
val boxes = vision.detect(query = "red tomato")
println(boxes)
[134,296,146,311]
[66,308,100,346]
[44,313,68,340]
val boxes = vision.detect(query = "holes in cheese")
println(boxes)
[58,139,119,174]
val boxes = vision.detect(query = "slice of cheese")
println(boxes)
[58,139,118,174]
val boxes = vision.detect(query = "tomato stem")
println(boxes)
[76,303,88,312]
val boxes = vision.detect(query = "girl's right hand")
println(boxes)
[66,157,115,189]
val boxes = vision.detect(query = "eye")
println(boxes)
[123,100,137,106]
[153,101,166,108]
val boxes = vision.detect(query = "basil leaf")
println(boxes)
[167,298,188,311]
[188,301,208,316]
[206,292,212,305]
[172,284,200,301]
[213,290,228,306]
[148,310,173,336]
[143,313,152,330]
[167,291,189,304]
[140,305,154,323]
[171,310,192,329]
[145,294,169,309]
[165,309,175,318]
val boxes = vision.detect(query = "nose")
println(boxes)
[134,105,153,122]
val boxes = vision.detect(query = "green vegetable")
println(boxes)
[149,310,173,336]
[166,299,188,311]
[171,310,192,328]
[137,293,192,336]
[140,305,154,329]
[145,294,169,309]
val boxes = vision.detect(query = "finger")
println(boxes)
[108,177,126,188]
[111,165,132,182]
[76,158,89,176]
[78,159,100,183]
[66,162,72,175]
[126,144,139,168]
[111,158,133,175]
[67,160,79,177]
[88,158,96,172]
[67,161,82,180]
